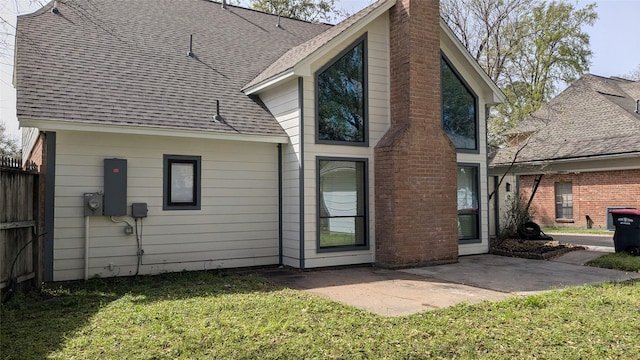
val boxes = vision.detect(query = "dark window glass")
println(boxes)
[457,166,479,240]
[555,182,573,219]
[163,155,201,210]
[318,160,367,249]
[442,57,478,150]
[317,39,366,143]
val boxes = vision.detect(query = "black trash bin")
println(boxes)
[610,209,640,255]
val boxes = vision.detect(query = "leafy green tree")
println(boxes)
[442,0,597,145]
[247,0,344,23]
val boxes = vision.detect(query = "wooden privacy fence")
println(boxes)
[1,156,41,293]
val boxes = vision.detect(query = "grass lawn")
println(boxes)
[586,252,640,272]
[2,271,640,359]
[541,226,612,235]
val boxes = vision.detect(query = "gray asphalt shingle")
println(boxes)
[15,0,330,137]
[491,74,640,166]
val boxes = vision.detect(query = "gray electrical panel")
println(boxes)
[104,158,127,216]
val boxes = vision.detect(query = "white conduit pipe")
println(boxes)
[85,216,90,280]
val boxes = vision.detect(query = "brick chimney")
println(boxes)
[374,0,458,267]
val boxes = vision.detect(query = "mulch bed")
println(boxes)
[490,239,587,260]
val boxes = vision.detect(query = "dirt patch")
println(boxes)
[491,239,587,260]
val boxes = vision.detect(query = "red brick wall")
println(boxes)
[374,0,458,267]
[520,169,640,229]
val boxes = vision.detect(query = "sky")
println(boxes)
[1,0,639,145]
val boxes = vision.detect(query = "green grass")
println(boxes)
[3,271,640,359]
[586,252,640,272]
[542,226,612,235]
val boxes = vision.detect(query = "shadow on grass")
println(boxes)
[0,270,282,359]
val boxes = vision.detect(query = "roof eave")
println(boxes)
[244,0,396,95]
[18,117,289,144]
[490,151,640,173]
[243,70,296,96]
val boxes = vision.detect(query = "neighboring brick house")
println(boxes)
[490,74,640,233]
[15,0,504,282]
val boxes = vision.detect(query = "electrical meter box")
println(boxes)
[104,158,127,216]
[131,203,148,218]
[83,192,103,216]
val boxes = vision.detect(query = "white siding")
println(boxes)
[300,14,390,267]
[21,127,40,163]
[260,79,302,268]
[53,131,279,281]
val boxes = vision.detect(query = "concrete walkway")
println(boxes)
[257,251,640,317]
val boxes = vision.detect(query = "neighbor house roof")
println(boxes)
[15,0,330,139]
[491,74,640,167]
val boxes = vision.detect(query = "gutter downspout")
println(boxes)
[298,77,305,270]
[277,143,283,266]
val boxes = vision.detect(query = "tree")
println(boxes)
[246,0,345,23]
[621,64,640,81]
[0,121,19,156]
[441,0,597,145]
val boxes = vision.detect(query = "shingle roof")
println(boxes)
[15,0,330,137]
[491,74,640,166]
[243,0,391,91]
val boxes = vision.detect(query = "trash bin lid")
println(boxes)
[610,209,640,216]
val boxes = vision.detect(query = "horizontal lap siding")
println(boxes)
[53,131,279,281]
[260,80,302,267]
[301,15,390,267]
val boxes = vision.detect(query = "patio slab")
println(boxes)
[255,252,640,316]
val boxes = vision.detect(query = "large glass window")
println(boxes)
[316,35,367,145]
[442,56,478,151]
[457,165,479,241]
[163,155,201,210]
[317,159,368,250]
[555,182,573,219]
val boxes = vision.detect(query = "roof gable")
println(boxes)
[243,0,396,94]
[15,0,329,137]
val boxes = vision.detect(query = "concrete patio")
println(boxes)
[256,249,640,316]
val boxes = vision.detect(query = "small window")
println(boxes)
[441,55,478,151]
[457,165,480,241]
[163,155,201,210]
[317,158,368,251]
[316,34,367,145]
[555,182,573,220]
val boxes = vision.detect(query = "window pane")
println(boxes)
[171,162,194,203]
[442,58,477,150]
[317,41,365,143]
[555,182,573,219]
[318,160,367,249]
[457,166,479,240]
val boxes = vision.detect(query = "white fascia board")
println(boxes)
[440,18,506,105]
[242,70,296,96]
[19,118,288,144]
[295,0,396,77]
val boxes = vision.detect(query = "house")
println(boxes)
[15,0,504,282]
[489,74,640,234]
